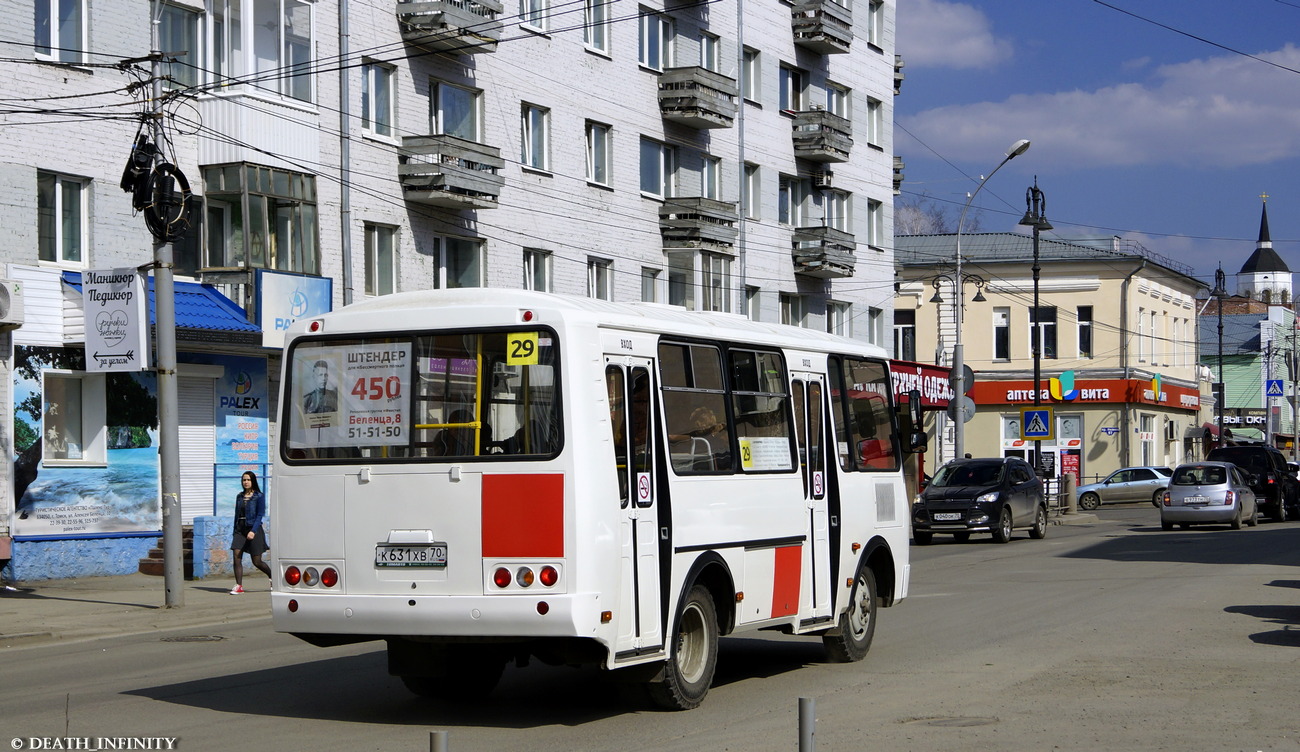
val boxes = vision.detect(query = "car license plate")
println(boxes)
[1184,495,1208,506]
[375,543,447,567]
[933,512,962,521]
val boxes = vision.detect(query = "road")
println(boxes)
[3,505,1298,751]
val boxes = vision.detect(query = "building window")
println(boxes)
[828,301,851,336]
[161,4,200,89]
[521,104,550,171]
[826,190,852,233]
[638,8,674,71]
[521,0,549,31]
[701,155,721,200]
[701,253,731,312]
[781,293,806,327]
[586,121,611,186]
[362,62,395,138]
[894,309,916,360]
[827,83,851,119]
[443,236,483,288]
[640,137,675,198]
[779,175,810,226]
[867,0,884,48]
[202,163,319,274]
[1137,306,1147,362]
[1031,306,1058,359]
[745,285,761,320]
[700,32,720,72]
[1077,305,1093,358]
[1139,413,1155,465]
[588,257,613,300]
[364,224,396,296]
[641,267,661,302]
[867,307,883,345]
[994,307,1010,361]
[34,0,85,63]
[524,249,552,292]
[431,80,481,142]
[583,0,608,51]
[865,97,883,146]
[210,0,313,101]
[741,46,760,102]
[37,171,86,265]
[866,198,882,247]
[779,64,807,112]
[668,254,693,308]
[743,162,760,219]
[41,370,106,466]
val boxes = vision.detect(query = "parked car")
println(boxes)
[912,457,1048,544]
[1076,466,1173,510]
[1205,445,1300,521]
[1160,461,1259,530]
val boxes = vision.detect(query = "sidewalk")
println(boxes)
[0,573,271,649]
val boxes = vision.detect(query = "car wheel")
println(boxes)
[1247,505,1259,527]
[952,532,971,542]
[647,584,718,711]
[1231,506,1243,530]
[822,565,877,663]
[1152,489,1164,507]
[913,531,933,545]
[991,507,1013,544]
[1276,500,1289,523]
[1078,492,1101,511]
[1029,505,1048,539]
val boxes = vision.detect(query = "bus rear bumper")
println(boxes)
[271,591,605,639]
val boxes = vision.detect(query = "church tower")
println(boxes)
[1238,196,1291,304]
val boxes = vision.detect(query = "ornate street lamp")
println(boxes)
[1019,178,1052,474]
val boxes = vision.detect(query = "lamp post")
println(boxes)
[1213,267,1226,448]
[953,138,1031,460]
[1019,178,1052,475]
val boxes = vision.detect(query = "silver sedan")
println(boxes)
[1160,461,1259,530]
[1076,466,1173,509]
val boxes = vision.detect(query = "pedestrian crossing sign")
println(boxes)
[1266,379,1284,397]
[1021,407,1054,440]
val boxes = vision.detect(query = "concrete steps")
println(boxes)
[138,528,194,578]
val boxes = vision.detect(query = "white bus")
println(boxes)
[271,289,916,709]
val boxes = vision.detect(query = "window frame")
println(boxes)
[826,83,851,119]
[37,170,88,267]
[363,223,397,297]
[778,174,810,226]
[1030,306,1058,360]
[865,96,883,146]
[742,162,760,219]
[160,3,201,89]
[639,137,676,198]
[865,197,882,247]
[893,309,916,360]
[780,293,806,328]
[431,80,482,143]
[1077,305,1093,359]
[441,235,484,289]
[701,155,722,200]
[701,252,731,313]
[826,190,853,233]
[361,60,395,139]
[521,0,550,32]
[741,46,761,102]
[588,257,614,300]
[201,163,320,275]
[700,32,720,72]
[586,120,612,186]
[34,0,86,64]
[827,300,851,336]
[583,0,609,52]
[641,267,662,302]
[40,369,107,467]
[779,64,807,112]
[521,103,551,172]
[638,7,674,72]
[993,306,1011,361]
[523,248,553,292]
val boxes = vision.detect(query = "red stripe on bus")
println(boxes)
[481,474,565,558]
[770,545,802,618]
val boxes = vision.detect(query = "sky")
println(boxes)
[894,0,1300,292]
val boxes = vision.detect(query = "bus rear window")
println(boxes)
[283,330,560,462]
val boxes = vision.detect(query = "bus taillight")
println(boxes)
[321,567,339,587]
[303,567,320,586]
[493,567,512,588]
[285,566,301,586]
[539,566,558,587]
[516,567,535,587]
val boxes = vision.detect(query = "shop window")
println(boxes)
[42,371,106,466]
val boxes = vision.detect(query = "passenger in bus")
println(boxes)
[430,410,476,456]
[669,406,728,470]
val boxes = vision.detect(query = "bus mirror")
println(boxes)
[907,389,923,428]
[905,390,926,453]
[908,431,927,454]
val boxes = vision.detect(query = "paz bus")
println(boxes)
[271,289,917,709]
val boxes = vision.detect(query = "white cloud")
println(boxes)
[896,0,1012,70]
[899,45,1300,169]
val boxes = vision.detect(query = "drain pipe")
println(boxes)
[339,0,354,306]
[1120,259,1146,465]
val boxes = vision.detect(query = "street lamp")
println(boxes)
[1019,178,1052,475]
[1213,267,1226,448]
[953,138,1031,460]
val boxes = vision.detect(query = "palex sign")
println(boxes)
[257,269,333,348]
[82,268,149,372]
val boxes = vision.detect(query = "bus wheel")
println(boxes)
[823,565,877,663]
[648,585,718,710]
[399,648,504,701]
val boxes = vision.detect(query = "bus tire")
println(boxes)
[823,565,877,663]
[648,585,718,710]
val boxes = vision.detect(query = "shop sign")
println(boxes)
[890,360,953,408]
[82,268,149,372]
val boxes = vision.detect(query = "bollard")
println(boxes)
[799,697,815,752]
[1063,472,1077,514]
[430,730,448,752]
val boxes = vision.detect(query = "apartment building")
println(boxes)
[1,0,899,579]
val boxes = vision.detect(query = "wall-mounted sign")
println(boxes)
[257,269,333,348]
[82,268,149,372]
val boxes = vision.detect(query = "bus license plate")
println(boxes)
[375,544,447,568]
[933,512,962,521]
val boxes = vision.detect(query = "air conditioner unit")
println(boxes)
[1164,421,1178,441]
[0,279,23,330]
[812,169,834,190]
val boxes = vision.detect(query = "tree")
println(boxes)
[895,192,983,236]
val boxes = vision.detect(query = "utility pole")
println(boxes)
[1215,268,1226,448]
[149,17,183,608]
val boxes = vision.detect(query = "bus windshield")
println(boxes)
[282,329,561,462]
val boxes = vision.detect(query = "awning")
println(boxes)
[63,271,263,346]
[1186,423,1213,439]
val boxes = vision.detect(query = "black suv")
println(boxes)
[1205,445,1300,522]
[912,457,1048,544]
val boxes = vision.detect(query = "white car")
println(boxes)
[1160,462,1258,530]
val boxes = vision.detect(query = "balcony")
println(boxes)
[791,0,853,55]
[398,134,504,209]
[660,197,739,253]
[658,67,738,129]
[791,109,853,163]
[397,0,503,54]
[793,226,856,278]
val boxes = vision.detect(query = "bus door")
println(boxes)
[604,357,663,655]
[792,372,832,618]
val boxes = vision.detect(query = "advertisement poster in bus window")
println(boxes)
[293,343,411,446]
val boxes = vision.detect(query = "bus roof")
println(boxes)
[289,288,890,358]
